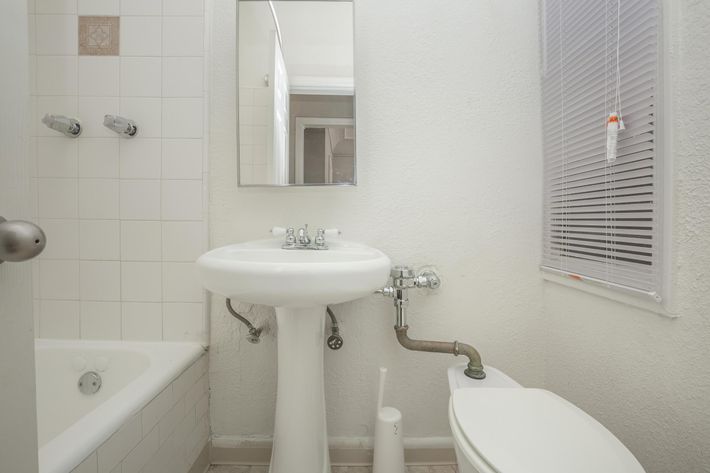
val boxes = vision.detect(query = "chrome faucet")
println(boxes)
[297,225,312,246]
[272,225,338,250]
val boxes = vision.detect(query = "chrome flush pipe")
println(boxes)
[394,326,485,380]
[378,266,486,380]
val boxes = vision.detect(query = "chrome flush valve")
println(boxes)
[377,265,441,327]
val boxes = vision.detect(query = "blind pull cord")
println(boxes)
[607,0,626,164]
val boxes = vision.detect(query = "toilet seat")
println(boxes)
[450,388,645,473]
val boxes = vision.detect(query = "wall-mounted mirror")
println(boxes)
[238,0,355,187]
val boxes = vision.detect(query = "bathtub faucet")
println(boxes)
[103,114,138,138]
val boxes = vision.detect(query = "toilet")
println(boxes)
[447,364,646,473]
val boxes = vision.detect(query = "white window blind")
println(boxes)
[541,0,663,300]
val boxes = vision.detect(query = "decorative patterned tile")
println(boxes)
[79,16,120,56]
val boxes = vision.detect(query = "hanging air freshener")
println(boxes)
[606,112,622,163]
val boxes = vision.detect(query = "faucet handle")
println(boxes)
[297,224,311,244]
[271,226,287,237]
[274,226,296,249]
[323,228,341,239]
[315,228,327,249]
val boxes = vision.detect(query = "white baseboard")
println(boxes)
[210,435,456,466]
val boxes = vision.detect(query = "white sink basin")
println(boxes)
[196,237,391,473]
[197,238,391,307]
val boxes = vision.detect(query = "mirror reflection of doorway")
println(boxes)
[295,118,355,185]
[302,126,355,184]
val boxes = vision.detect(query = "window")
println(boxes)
[541,0,663,301]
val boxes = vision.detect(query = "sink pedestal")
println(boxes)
[270,305,330,473]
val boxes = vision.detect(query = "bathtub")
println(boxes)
[35,339,209,473]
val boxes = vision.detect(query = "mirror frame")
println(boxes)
[236,0,357,188]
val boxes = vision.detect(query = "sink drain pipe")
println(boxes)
[226,298,262,343]
[377,266,486,380]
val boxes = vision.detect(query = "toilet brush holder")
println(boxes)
[372,367,405,473]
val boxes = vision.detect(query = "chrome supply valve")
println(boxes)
[326,307,343,350]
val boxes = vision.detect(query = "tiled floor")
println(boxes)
[208,465,458,473]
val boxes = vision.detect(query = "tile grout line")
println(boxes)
[159,0,165,342]
[115,2,123,341]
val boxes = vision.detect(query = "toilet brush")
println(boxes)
[372,367,406,473]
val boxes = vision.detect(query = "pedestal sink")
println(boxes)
[197,238,391,473]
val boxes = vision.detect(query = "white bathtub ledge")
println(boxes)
[36,340,205,473]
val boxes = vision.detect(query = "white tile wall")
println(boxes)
[121,0,162,17]
[121,262,162,302]
[39,300,80,338]
[161,180,203,220]
[36,0,76,15]
[37,137,77,177]
[164,0,205,17]
[80,301,121,339]
[31,5,207,342]
[163,58,203,97]
[79,139,120,178]
[121,302,163,340]
[77,0,119,16]
[78,57,120,96]
[162,17,203,57]
[119,139,162,178]
[120,221,162,261]
[78,97,120,137]
[79,179,120,219]
[120,58,162,97]
[69,354,209,473]
[36,56,77,95]
[40,219,80,259]
[238,87,271,185]
[120,180,161,220]
[120,17,162,56]
[36,15,77,55]
[79,220,121,260]
[162,139,203,179]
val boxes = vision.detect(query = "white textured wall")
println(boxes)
[543,2,710,473]
[208,0,543,441]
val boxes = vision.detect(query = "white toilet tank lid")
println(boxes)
[451,388,646,473]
